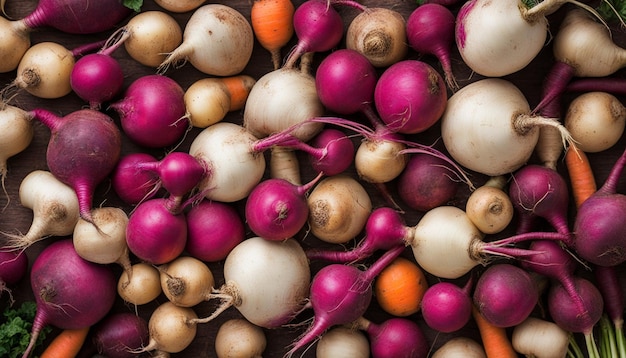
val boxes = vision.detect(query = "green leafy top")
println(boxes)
[597,0,626,24]
[123,0,143,12]
[0,301,51,358]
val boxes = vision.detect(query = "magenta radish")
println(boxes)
[29,108,121,225]
[22,239,117,358]
[441,78,572,176]
[93,312,150,358]
[110,74,188,148]
[285,246,404,356]
[3,170,79,250]
[0,103,33,191]
[197,237,310,328]
[508,164,571,235]
[245,172,322,241]
[421,279,473,333]
[396,152,459,212]
[0,249,28,301]
[473,263,539,327]
[345,6,408,68]
[158,4,253,76]
[374,60,447,134]
[356,316,429,358]
[189,122,266,203]
[185,199,245,262]
[111,152,160,206]
[406,3,457,90]
[283,0,345,69]
[125,198,187,265]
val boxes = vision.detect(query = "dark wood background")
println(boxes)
[2,0,626,357]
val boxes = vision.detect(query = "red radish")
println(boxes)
[185,199,245,262]
[285,245,404,356]
[125,198,187,265]
[93,312,150,358]
[22,239,117,358]
[374,60,447,134]
[111,153,160,206]
[0,250,28,302]
[315,48,378,115]
[396,152,459,212]
[473,263,539,327]
[356,316,429,358]
[284,0,345,69]
[406,3,458,90]
[29,108,122,225]
[110,74,188,148]
[245,173,322,241]
[421,279,473,333]
[508,164,571,235]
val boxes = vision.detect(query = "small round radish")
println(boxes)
[421,280,473,333]
[512,317,570,358]
[140,301,199,354]
[184,78,231,128]
[154,0,206,13]
[118,262,162,306]
[111,152,160,206]
[215,318,267,358]
[357,316,429,358]
[93,312,150,358]
[159,256,215,307]
[316,326,370,358]
[0,104,33,187]
[465,176,514,234]
[431,337,486,358]
[0,250,28,302]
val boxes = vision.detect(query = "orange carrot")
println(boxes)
[472,304,518,358]
[565,144,597,208]
[40,327,90,358]
[250,0,295,70]
[374,256,428,317]
[220,75,256,112]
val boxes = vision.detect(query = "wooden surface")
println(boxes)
[2,0,626,357]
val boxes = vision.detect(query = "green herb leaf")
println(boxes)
[123,0,143,12]
[0,301,51,358]
[597,0,626,23]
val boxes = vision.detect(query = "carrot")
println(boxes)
[250,0,295,70]
[220,75,257,112]
[472,304,518,358]
[565,143,597,208]
[40,327,90,358]
[374,256,428,317]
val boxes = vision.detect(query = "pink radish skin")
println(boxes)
[406,3,457,90]
[284,0,344,69]
[396,153,459,212]
[29,108,122,225]
[245,173,322,241]
[110,74,188,148]
[0,250,28,299]
[125,198,187,265]
[185,199,245,262]
[22,239,117,358]
[421,280,473,333]
[359,317,429,358]
[374,60,447,134]
[473,263,539,328]
[111,153,160,206]
[286,246,404,357]
[93,312,150,358]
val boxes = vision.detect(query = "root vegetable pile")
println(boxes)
[4,1,626,358]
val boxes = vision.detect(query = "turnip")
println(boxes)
[29,108,122,225]
[355,316,429,358]
[159,256,216,308]
[185,199,245,262]
[154,0,206,13]
[93,312,150,358]
[110,74,188,149]
[3,170,79,250]
[245,173,322,241]
[117,262,162,306]
[285,246,404,356]
[111,152,160,206]
[511,317,570,358]
[345,7,408,68]
[316,326,370,358]
[189,122,266,203]
[465,176,514,235]
[125,197,187,265]
[441,78,572,176]
[306,175,372,244]
[0,249,28,303]
[431,337,486,358]
[406,3,457,90]
[184,78,231,128]
[159,4,254,76]
[214,318,267,358]
[421,279,473,333]
[0,103,33,195]
[473,263,540,328]
[198,237,310,328]
[22,239,117,358]
[137,301,199,355]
